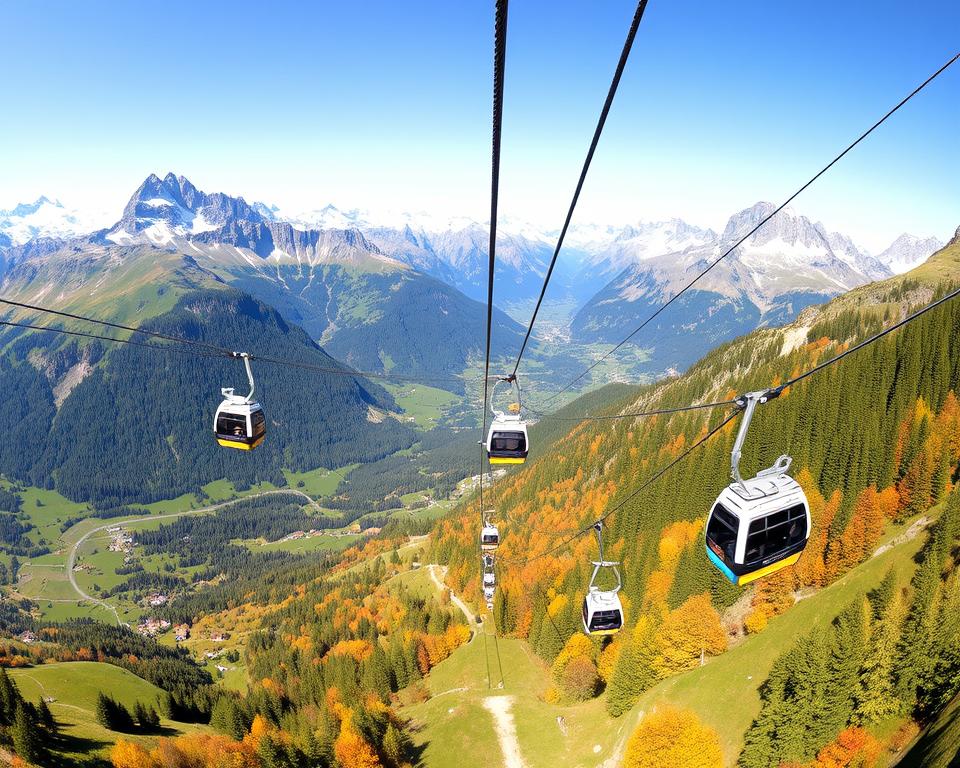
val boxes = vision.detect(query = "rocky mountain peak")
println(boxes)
[876,232,946,274]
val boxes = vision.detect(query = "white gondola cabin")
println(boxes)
[582,584,624,636]
[705,390,810,586]
[706,462,810,586]
[486,376,530,465]
[581,522,624,636]
[214,353,266,451]
[486,416,529,465]
[480,523,500,552]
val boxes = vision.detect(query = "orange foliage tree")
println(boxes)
[654,594,726,675]
[622,705,723,768]
[808,726,881,768]
[334,711,382,768]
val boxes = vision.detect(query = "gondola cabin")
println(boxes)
[483,585,495,602]
[582,587,624,636]
[705,472,810,586]
[483,571,496,588]
[214,390,266,450]
[480,524,500,551]
[486,416,529,465]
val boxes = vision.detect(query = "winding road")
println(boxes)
[65,489,321,626]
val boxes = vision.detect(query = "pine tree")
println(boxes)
[134,701,149,730]
[822,599,870,734]
[665,538,711,610]
[95,691,112,728]
[382,722,406,767]
[855,587,905,724]
[606,618,657,717]
[11,702,42,763]
[361,647,392,701]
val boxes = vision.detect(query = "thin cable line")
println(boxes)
[0,296,232,355]
[540,50,960,406]
[500,408,739,567]
[510,0,649,376]
[0,320,225,359]
[525,397,736,422]
[479,0,509,521]
[0,296,477,383]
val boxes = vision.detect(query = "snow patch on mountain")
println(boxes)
[876,233,945,274]
[0,196,110,245]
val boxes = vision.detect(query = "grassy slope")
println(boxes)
[405,507,935,768]
[10,662,208,763]
[895,693,960,768]
[381,381,460,430]
[640,509,933,765]
[0,246,221,337]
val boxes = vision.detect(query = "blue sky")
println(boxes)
[1,0,957,250]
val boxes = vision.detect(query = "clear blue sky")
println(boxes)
[1,0,957,250]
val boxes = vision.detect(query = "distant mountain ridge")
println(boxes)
[0,172,949,391]
[877,232,947,274]
[0,196,109,248]
[0,173,528,389]
[102,172,401,269]
[2,175,944,300]
[568,202,911,373]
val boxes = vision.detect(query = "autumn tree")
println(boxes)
[111,740,153,768]
[622,705,723,768]
[654,594,726,676]
[561,656,600,701]
[334,712,382,768]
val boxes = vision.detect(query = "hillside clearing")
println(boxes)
[9,662,208,761]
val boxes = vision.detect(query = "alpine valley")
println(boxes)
[0,171,958,768]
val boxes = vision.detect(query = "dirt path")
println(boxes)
[873,515,930,558]
[483,696,526,768]
[428,564,475,626]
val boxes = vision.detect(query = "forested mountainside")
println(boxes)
[431,231,960,760]
[0,524,464,768]
[227,262,526,388]
[0,289,413,506]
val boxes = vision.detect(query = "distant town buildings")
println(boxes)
[136,617,171,637]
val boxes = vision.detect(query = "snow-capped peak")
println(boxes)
[0,196,109,246]
[876,233,945,274]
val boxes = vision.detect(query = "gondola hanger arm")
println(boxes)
[731,388,784,489]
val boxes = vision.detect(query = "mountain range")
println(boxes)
[568,202,912,367]
[0,172,948,389]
